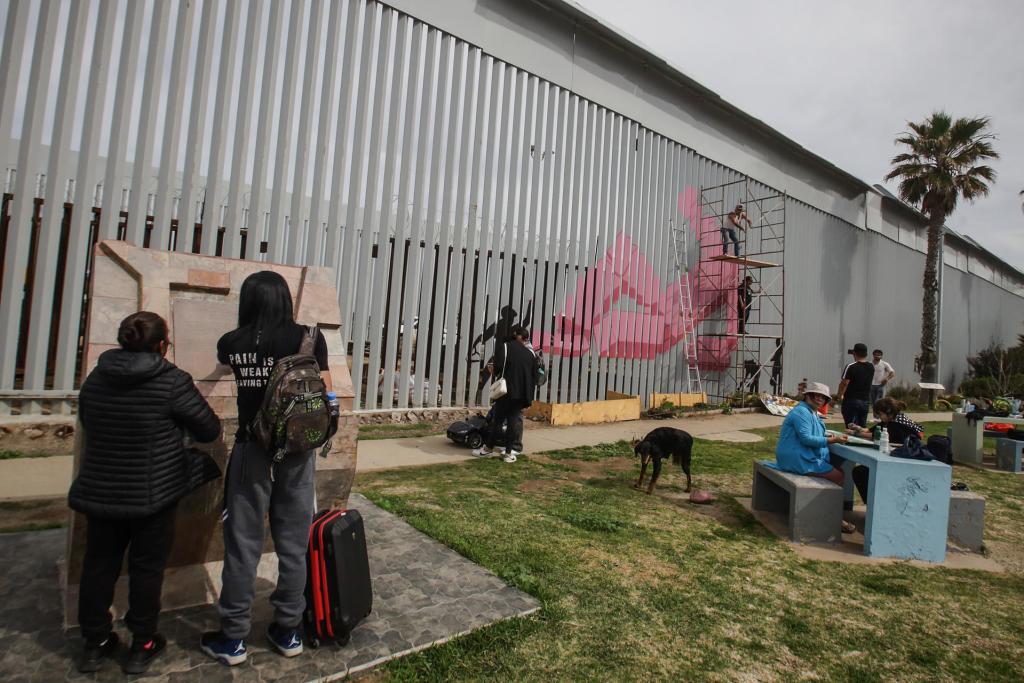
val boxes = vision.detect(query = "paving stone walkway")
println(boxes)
[0,493,539,682]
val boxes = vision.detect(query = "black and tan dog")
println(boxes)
[631,427,694,494]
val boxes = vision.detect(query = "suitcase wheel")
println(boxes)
[308,635,321,649]
[335,632,350,647]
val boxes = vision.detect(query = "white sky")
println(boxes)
[574,0,1024,271]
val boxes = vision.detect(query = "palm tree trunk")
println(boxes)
[919,217,942,383]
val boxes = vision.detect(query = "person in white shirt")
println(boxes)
[870,348,895,404]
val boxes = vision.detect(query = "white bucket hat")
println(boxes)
[804,381,831,399]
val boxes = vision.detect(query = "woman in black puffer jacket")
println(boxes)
[69,311,220,675]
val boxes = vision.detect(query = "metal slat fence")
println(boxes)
[0,0,787,415]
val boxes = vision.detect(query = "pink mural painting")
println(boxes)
[534,188,739,370]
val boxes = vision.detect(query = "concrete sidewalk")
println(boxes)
[0,412,952,500]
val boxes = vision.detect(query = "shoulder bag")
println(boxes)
[489,343,508,401]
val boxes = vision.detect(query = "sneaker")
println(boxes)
[841,520,856,534]
[267,622,304,658]
[503,450,520,463]
[78,632,119,673]
[123,633,166,675]
[200,631,247,666]
[471,446,495,457]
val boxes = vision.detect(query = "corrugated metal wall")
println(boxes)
[784,199,1024,394]
[0,0,1020,415]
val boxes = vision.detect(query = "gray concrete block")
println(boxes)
[752,461,843,544]
[948,490,985,551]
[995,438,1024,473]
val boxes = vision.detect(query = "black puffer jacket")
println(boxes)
[491,341,538,409]
[69,349,221,518]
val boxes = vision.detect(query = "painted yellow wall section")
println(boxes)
[525,392,641,426]
[649,392,707,407]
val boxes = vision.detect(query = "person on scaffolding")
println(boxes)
[737,275,756,334]
[721,204,751,257]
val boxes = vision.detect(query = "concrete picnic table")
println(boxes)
[950,412,1024,465]
[829,441,951,563]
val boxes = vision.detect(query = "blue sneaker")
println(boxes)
[200,631,247,666]
[267,622,304,657]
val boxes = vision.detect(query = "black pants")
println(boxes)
[841,398,869,428]
[78,506,177,642]
[829,454,870,505]
[851,465,869,504]
[738,296,751,333]
[487,397,524,452]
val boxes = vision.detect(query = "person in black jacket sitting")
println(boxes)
[69,311,221,675]
[472,324,538,463]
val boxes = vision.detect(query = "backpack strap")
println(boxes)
[299,325,318,356]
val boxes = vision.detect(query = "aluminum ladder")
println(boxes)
[670,220,703,396]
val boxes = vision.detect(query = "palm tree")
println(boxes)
[885,112,998,383]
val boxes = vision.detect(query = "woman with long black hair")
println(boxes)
[201,271,332,665]
[70,311,220,674]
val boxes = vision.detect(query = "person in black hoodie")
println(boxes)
[69,311,221,675]
[201,270,332,665]
[472,324,538,463]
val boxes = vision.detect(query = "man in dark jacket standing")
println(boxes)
[472,325,538,463]
[69,311,221,675]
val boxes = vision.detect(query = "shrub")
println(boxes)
[959,376,997,399]
[885,384,928,410]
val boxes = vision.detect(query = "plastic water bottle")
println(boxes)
[327,391,340,417]
[878,429,890,454]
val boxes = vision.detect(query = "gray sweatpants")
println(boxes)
[218,440,314,639]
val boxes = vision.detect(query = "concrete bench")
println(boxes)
[948,490,985,551]
[995,438,1024,473]
[752,461,843,544]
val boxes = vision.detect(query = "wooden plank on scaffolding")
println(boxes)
[707,253,780,268]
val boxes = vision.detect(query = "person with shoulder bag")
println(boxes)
[472,325,538,463]
[202,271,334,665]
[70,312,221,675]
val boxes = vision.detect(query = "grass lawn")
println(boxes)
[356,424,1024,682]
[0,449,64,459]
[0,498,66,533]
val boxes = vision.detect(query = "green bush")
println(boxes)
[885,384,928,410]
[959,376,997,399]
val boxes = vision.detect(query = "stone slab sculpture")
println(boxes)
[62,240,357,628]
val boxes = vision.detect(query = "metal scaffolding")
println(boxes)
[696,179,786,407]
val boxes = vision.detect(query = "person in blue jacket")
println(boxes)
[775,381,848,484]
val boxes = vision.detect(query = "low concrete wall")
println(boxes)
[525,392,641,426]
[649,392,707,408]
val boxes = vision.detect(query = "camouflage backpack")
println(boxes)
[249,326,337,465]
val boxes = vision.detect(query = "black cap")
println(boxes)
[847,342,868,356]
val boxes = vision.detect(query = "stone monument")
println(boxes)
[63,240,357,627]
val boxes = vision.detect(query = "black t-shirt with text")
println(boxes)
[841,361,874,402]
[217,323,329,433]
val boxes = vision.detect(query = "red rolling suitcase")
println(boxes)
[303,508,373,647]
